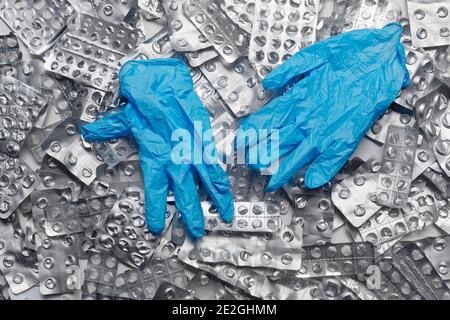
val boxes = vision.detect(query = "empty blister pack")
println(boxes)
[298,242,374,278]
[114,256,188,300]
[138,0,165,20]
[153,281,195,300]
[186,271,237,300]
[123,28,177,61]
[161,0,210,52]
[82,250,119,299]
[407,0,450,48]
[0,152,41,219]
[285,176,334,245]
[376,125,418,208]
[48,74,107,123]
[44,12,140,91]
[95,187,174,268]
[332,157,382,228]
[0,0,75,55]
[184,0,249,64]
[422,236,450,281]
[41,117,104,186]
[194,223,303,270]
[0,32,21,66]
[37,234,80,295]
[359,207,424,247]
[435,45,450,88]
[202,200,281,233]
[0,222,39,294]
[184,47,219,68]
[0,76,49,156]
[397,48,439,110]
[249,0,320,77]
[392,243,450,300]
[227,164,267,201]
[417,87,450,178]
[222,0,255,34]
[200,56,270,117]
[36,191,117,237]
[94,137,138,168]
[342,0,401,31]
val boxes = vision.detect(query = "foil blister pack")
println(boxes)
[202,200,281,233]
[161,0,210,52]
[44,12,140,91]
[41,117,104,185]
[222,0,255,34]
[192,223,303,270]
[200,56,270,117]
[81,250,118,299]
[297,242,374,278]
[249,0,320,77]
[114,256,188,299]
[407,0,450,48]
[375,125,418,208]
[0,152,40,219]
[0,0,76,55]
[0,32,21,66]
[0,76,49,156]
[184,0,250,64]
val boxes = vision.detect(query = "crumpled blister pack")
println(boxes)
[3,0,450,301]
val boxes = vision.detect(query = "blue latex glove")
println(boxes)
[80,59,234,239]
[237,23,409,191]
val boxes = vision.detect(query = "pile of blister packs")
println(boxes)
[1,0,450,301]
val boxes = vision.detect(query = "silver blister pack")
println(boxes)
[435,45,450,88]
[94,136,138,168]
[376,125,418,208]
[0,222,39,294]
[436,202,450,235]
[193,223,303,270]
[417,86,450,178]
[114,256,188,300]
[138,0,164,20]
[184,0,250,64]
[186,271,237,300]
[202,200,281,233]
[44,12,140,91]
[200,56,270,117]
[222,0,255,34]
[37,234,80,295]
[0,152,41,219]
[297,242,374,278]
[285,176,334,246]
[407,0,450,48]
[422,236,450,281]
[41,117,104,185]
[227,164,267,201]
[123,28,176,61]
[184,47,219,68]
[0,0,75,55]
[392,242,450,300]
[82,250,118,299]
[249,0,320,77]
[34,189,117,237]
[332,157,381,228]
[397,48,439,110]
[161,0,210,52]
[95,187,174,268]
[153,281,195,300]
[0,32,21,66]
[0,76,49,157]
[342,0,401,32]
[359,207,424,247]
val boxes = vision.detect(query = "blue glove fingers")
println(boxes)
[304,139,358,189]
[266,138,318,192]
[194,163,234,223]
[262,43,331,91]
[80,107,132,141]
[167,165,205,239]
[140,161,170,235]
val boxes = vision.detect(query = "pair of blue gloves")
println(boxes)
[81,23,409,238]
